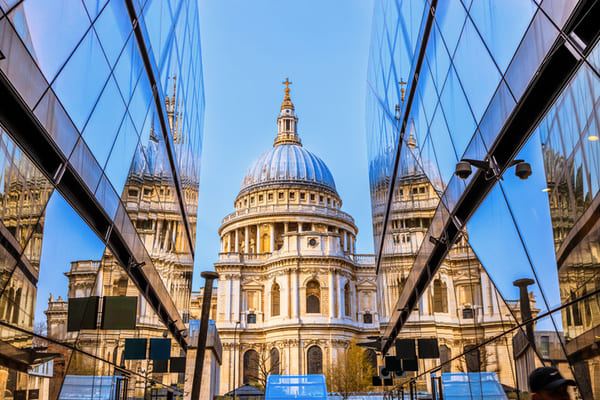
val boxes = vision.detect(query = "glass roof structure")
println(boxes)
[367,0,600,397]
[265,375,328,400]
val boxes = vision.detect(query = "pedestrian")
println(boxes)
[529,366,576,400]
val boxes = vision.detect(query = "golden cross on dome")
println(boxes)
[283,78,292,90]
[399,79,406,103]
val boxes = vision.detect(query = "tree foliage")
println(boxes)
[325,342,376,397]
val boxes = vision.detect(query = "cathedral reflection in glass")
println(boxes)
[367,0,600,397]
[0,0,204,398]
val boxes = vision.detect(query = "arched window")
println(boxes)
[306,280,320,313]
[365,349,377,372]
[270,348,280,375]
[344,283,351,316]
[307,346,323,374]
[243,349,259,384]
[271,283,280,317]
[433,279,448,313]
[440,345,451,373]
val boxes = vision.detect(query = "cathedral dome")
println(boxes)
[238,80,337,196]
[239,144,337,194]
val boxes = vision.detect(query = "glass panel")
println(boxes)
[426,24,451,93]
[104,115,140,196]
[466,185,537,307]
[452,19,501,123]
[17,0,89,82]
[93,0,131,68]
[33,91,79,159]
[113,34,144,104]
[0,128,53,259]
[35,192,105,327]
[69,138,103,194]
[142,0,173,65]
[0,16,48,109]
[439,66,476,157]
[128,72,153,134]
[469,0,537,74]
[0,323,73,400]
[81,0,109,20]
[434,0,467,57]
[429,104,458,187]
[541,0,579,30]
[502,133,562,315]
[505,10,559,102]
[52,28,111,131]
[479,81,516,149]
[81,77,127,168]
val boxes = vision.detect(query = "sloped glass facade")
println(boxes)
[368,0,600,397]
[0,0,203,398]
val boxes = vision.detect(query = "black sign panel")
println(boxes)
[418,338,440,358]
[101,296,137,330]
[385,356,402,373]
[169,357,186,373]
[395,338,416,359]
[67,296,99,331]
[124,338,147,360]
[150,338,171,360]
[402,358,418,372]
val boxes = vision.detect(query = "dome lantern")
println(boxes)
[274,78,301,147]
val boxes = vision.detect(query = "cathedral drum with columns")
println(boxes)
[214,82,379,392]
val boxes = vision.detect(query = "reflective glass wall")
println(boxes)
[367,0,599,397]
[0,0,203,398]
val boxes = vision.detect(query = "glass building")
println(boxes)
[0,0,204,398]
[367,0,600,397]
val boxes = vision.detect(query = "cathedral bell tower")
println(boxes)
[274,78,301,146]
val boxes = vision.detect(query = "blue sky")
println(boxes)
[192,1,376,288]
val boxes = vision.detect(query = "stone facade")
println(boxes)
[210,85,380,394]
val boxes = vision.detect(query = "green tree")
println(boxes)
[326,342,376,398]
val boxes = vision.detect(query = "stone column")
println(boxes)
[256,225,261,253]
[422,287,430,315]
[291,270,299,319]
[245,226,249,253]
[447,277,457,316]
[233,274,241,322]
[287,269,292,318]
[266,282,271,320]
[344,231,348,252]
[284,222,288,233]
[224,277,231,322]
[234,229,239,253]
[336,274,342,318]
[228,232,233,252]
[328,271,335,319]
[270,224,275,252]
[298,223,303,233]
